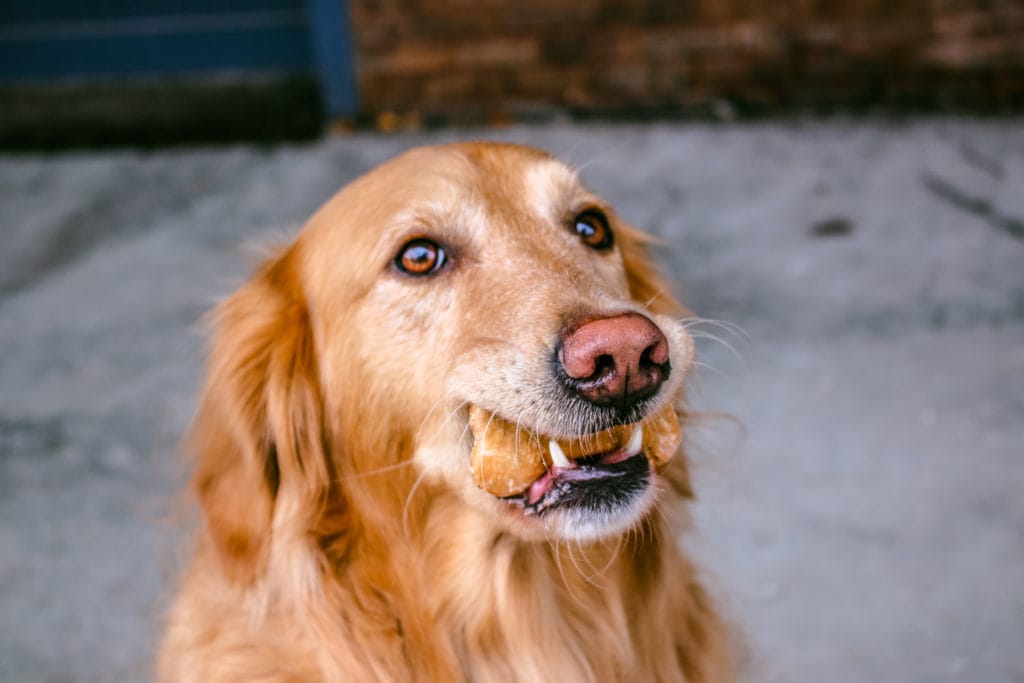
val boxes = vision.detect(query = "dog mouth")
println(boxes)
[467,404,681,516]
[514,425,650,515]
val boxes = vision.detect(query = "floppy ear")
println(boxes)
[616,221,686,317]
[189,248,329,585]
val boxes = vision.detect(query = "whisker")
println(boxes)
[457,405,476,444]
[596,535,622,576]
[565,541,592,587]
[650,500,672,532]
[480,410,498,487]
[328,459,415,483]
[571,539,609,590]
[415,396,470,446]
[691,360,726,378]
[401,468,430,540]
[414,395,452,443]
[344,397,469,487]
[573,540,604,588]
[552,540,590,610]
[626,524,641,561]
[637,287,669,314]
[565,140,633,176]
[682,328,745,362]
[678,316,750,340]
[678,317,749,359]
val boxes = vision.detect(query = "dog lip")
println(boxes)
[564,397,664,435]
[547,422,640,468]
[469,403,680,500]
[509,424,645,507]
[507,453,651,513]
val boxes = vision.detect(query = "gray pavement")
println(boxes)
[1,120,1022,682]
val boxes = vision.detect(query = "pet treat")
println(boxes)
[468,404,682,498]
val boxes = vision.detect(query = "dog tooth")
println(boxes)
[548,440,572,469]
[626,424,644,456]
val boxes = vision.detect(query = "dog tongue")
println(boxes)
[526,471,556,505]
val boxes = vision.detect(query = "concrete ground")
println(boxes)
[1,120,1022,683]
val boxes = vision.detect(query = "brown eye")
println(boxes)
[573,210,613,250]
[395,238,447,276]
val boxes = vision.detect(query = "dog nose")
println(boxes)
[558,313,670,408]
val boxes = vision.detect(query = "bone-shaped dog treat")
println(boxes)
[468,404,683,498]
[468,407,547,498]
[644,405,682,466]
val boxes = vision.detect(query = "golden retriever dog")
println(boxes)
[159,142,731,682]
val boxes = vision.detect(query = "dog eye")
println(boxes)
[395,238,447,276]
[573,210,613,250]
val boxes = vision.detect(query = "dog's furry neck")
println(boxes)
[292,459,727,682]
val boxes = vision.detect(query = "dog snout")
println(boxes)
[557,313,670,409]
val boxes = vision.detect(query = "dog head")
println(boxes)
[191,143,695,583]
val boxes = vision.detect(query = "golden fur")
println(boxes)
[159,143,731,682]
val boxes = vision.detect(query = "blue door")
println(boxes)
[0,0,356,117]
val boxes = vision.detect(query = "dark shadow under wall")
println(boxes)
[0,74,323,150]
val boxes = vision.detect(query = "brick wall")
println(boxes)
[349,0,1024,120]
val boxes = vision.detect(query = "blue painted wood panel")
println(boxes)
[0,0,357,116]
[306,0,356,117]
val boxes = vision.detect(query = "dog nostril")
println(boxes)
[639,339,668,369]
[558,313,671,410]
[592,354,615,380]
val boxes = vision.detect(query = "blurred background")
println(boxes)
[1,2,1022,682]
[3,0,1024,145]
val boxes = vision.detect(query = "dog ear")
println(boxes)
[189,248,329,585]
[616,221,685,317]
